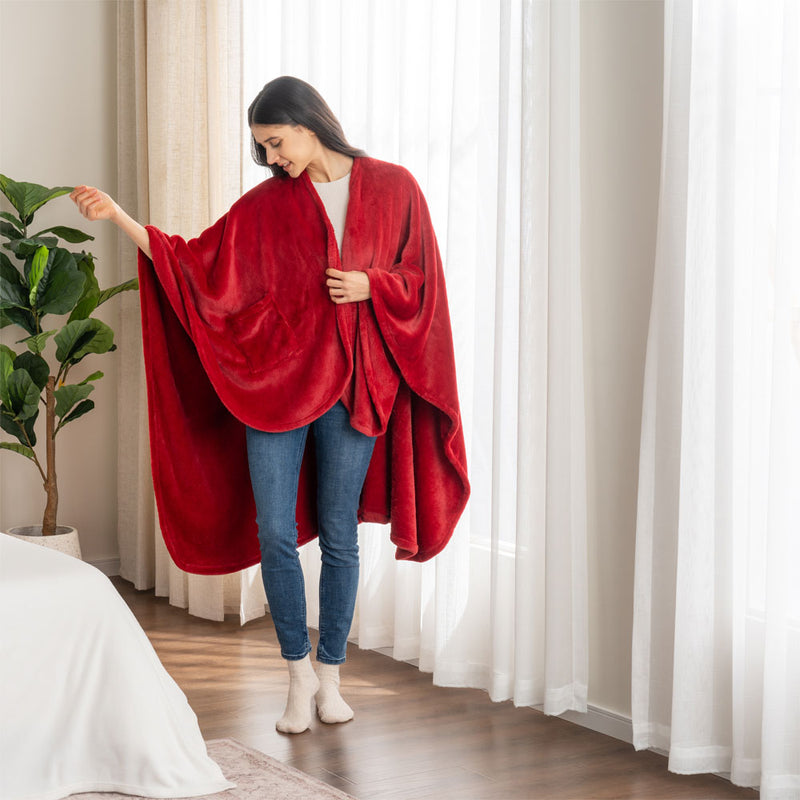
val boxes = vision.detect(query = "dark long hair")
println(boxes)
[248,76,366,177]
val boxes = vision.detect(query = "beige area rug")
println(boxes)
[76,738,357,800]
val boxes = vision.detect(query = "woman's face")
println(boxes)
[250,123,320,178]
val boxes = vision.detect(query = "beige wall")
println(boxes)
[0,0,664,722]
[0,0,120,566]
[581,0,664,717]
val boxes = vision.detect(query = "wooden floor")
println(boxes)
[113,578,759,800]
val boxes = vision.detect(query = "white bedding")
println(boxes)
[0,535,235,800]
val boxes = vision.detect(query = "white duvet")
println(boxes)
[0,534,235,800]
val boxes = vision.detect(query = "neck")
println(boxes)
[306,148,353,183]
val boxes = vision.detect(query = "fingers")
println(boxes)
[327,279,347,304]
[70,186,114,221]
[70,186,98,218]
[325,269,371,304]
[326,271,349,304]
[325,268,345,302]
[70,186,97,205]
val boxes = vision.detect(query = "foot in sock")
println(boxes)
[276,655,320,734]
[315,663,354,724]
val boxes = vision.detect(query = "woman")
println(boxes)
[72,76,469,735]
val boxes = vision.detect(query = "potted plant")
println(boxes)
[0,174,138,556]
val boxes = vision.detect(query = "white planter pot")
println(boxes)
[4,525,82,560]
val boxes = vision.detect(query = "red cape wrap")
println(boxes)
[138,157,469,574]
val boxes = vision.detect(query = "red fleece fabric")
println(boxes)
[137,157,469,575]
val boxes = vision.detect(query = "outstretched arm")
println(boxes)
[70,185,152,259]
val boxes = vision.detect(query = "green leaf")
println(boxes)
[14,352,49,391]
[6,369,41,420]
[1,249,24,272]
[0,283,29,310]
[0,175,73,223]
[97,277,139,306]
[37,251,85,316]
[0,307,36,335]
[68,252,100,322]
[0,346,15,408]
[0,441,35,460]
[54,382,94,419]
[31,226,94,244]
[75,251,97,274]
[30,247,63,310]
[0,222,23,241]
[54,319,93,363]
[0,212,23,232]
[5,236,58,258]
[28,245,49,305]
[0,252,28,310]
[0,407,38,447]
[55,320,95,363]
[55,398,94,434]
[79,370,103,384]
[0,344,15,372]
[0,249,24,279]
[68,292,99,322]
[20,330,57,355]
[54,318,114,365]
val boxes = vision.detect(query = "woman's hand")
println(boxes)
[70,185,120,222]
[69,185,151,258]
[326,268,371,304]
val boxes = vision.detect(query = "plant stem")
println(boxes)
[42,376,58,535]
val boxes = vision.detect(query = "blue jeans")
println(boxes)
[245,401,376,665]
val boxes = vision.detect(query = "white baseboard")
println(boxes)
[372,644,634,745]
[537,703,633,744]
[89,557,120,577]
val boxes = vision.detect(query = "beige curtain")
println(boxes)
[115,0,266,622]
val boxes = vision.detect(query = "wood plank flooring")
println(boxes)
[112,578,759,800]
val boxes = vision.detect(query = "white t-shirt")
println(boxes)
[311,171,351,256]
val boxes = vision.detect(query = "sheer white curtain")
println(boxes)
[633,0,800,794]
[116,0,267,623]
[242,0,587,711]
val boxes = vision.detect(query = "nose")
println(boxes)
[265,145,279,165]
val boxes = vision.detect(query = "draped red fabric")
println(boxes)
[137,157,469,574]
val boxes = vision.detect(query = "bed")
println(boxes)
[0,534,234,800]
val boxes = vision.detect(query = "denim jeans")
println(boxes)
[245,401,377,665]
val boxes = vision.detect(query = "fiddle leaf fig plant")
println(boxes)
[0,174,138,535]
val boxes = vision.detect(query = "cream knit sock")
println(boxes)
[276,655,320,734]
[315,663,354,724]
